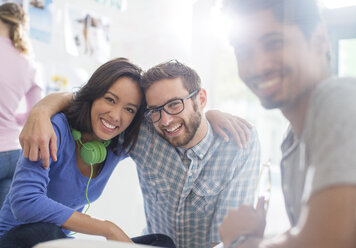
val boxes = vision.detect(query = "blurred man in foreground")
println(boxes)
[219,0,356,247]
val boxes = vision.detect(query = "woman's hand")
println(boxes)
[206,110,252,148]
[63,212,133,243]
[104,220,133,243]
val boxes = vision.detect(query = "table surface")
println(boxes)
[34,239,156,248]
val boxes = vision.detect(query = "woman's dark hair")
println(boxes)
[64,58,145,154]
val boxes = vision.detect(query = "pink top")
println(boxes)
[0,37,42,152]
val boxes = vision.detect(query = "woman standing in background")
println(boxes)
[0,2,42,208]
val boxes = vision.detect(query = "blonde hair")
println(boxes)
[0,2,29,54]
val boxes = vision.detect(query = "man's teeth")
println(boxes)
[166,124,182,133]
[259,79,279,89]
[102,119,116,129]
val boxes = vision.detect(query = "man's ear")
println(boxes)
[312,23,329,58]
[197,89,207,110]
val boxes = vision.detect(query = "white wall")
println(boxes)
[31,0,195,91]
[76,158,146,239]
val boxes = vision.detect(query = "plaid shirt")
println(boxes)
[129,121,260,248]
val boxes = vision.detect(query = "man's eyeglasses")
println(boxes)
[144,89,199,123]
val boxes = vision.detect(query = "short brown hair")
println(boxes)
[141,59,201,94]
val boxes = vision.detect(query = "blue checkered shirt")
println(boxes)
[128,121,260,248]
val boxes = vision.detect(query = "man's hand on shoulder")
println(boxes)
[206,110,252,148]
[19,106,57,169]
[19,92,73,168]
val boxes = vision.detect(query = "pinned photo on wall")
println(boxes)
[64,4,110,62]
[40,61,89,95]
[28,0,53,43]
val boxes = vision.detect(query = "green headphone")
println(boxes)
[71,128,111,165]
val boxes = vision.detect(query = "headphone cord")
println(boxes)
[83,164,93,214]
[67,164,93,236]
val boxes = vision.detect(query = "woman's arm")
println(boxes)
[62,212,132,242]
[11,114,132,243]
[9,158,132,242]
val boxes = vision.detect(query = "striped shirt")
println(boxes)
[129,120,260,248]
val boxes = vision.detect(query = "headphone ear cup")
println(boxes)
[80,141,107,165]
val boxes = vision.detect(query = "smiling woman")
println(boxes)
[0,58,175,248]
[64,58,145,154]
[88,77,142,143]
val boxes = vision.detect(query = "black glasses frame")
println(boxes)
[144,89,200,123]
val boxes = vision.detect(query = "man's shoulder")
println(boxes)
[309,77,356,120]
[303,76,356,152]
[129,119,174,159]
[209,124,260,161]
[211,125,259,146]
[313,77,356,105]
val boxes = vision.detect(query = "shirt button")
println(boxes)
[207,189,212,194]
[188,171,192,177]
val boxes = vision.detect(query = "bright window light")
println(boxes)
[321,0,356,9]
[339,39,356,77]
[210,1,232,42]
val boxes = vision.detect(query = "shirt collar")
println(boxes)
[281,125,300,161]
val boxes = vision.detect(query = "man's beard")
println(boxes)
[158,104,202,147]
